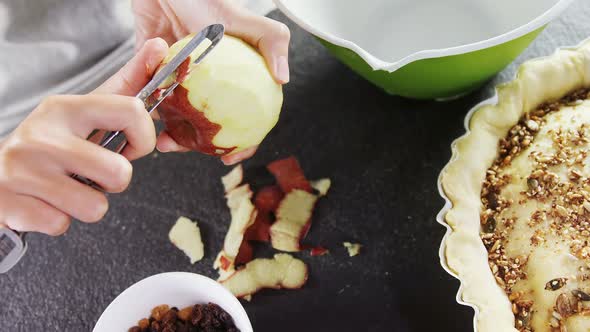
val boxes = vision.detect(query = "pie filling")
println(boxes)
[481,88,590,332]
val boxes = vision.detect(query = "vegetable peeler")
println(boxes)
[0,24,225,274]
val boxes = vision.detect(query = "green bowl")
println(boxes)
[274,0,574,100]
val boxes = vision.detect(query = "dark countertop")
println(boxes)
[3,3,590,331]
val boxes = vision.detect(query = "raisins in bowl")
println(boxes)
[129,302,240,332]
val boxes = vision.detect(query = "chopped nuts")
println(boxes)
[526,119,540,131]
[479,88,590,332]
[573,289,590,301]
[556,293,574,317]
[546,278,568,291]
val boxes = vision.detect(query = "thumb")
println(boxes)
[94,38,169,95]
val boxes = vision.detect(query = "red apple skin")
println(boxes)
[157,85,236,156]
[267,157,313,193]
[219,255,232,271]
[234,240,254,265]
[244,213,272,243]
[254,185,284,213]
[309,246,329,256]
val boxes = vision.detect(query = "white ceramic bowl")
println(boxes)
[93,272,253,332]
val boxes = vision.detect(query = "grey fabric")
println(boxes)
[0,0,135,137]
[0,0,275,138]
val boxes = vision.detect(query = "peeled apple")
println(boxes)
[156,34,283,156]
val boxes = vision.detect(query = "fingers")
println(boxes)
[39,95,156,161]
[0,191,71,236]
[0,162,108,224]
[56,139,133,193]
[157,131,258,163]
[165,0,291,84]
[156,131,190,153]
[221,146,258,165]
[94,38,169,96]
[0,38,169,236]
[222,7,291,83]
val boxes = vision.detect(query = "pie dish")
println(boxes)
[439,38,590,332]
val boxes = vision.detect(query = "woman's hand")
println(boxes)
[0,39,168,235]
[131,0,291,164]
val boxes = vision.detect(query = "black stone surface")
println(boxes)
[3,3,590,331]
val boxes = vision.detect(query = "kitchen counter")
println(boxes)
[3,3,590,331]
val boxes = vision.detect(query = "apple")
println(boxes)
[270,189,318,252]
[156,34,283,156]
[168,216,204,264]
[220,254,308,298]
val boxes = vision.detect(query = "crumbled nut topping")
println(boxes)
[480,88,590,331]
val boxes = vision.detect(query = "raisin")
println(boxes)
[191,304,205,326]
[133,302,240,332]
[161,326,175,332]
[150,320,161,332]
[162,309,177,325]
[151,305,170,321]
[176,321,190,332]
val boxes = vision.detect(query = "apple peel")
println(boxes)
[215,180,257,276]
[234,240,254,265]
[221,164,243,193]
[270,190,318,252]
[310,246,329,256]
[244,212,272,243]
[343,242,362,257]
[220,254,308,298]
[267,156,313,193]
[253,185,284,213]
[311,178,331,197]
[225,184,253,211]
[168,216,205,264]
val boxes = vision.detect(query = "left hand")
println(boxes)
[131,0,291,165]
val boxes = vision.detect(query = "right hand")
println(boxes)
[0,38,169,236]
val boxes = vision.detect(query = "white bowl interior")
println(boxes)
[277,0,564,65]
[93,272,253,332]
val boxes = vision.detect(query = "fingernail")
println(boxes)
[275,56,290,84]
[221,154,238,166]
[156,141,172,153]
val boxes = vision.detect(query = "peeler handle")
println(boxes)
[0,24,226,274]
[0,227,27,273]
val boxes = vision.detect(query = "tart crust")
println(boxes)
[439,39,590,331]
